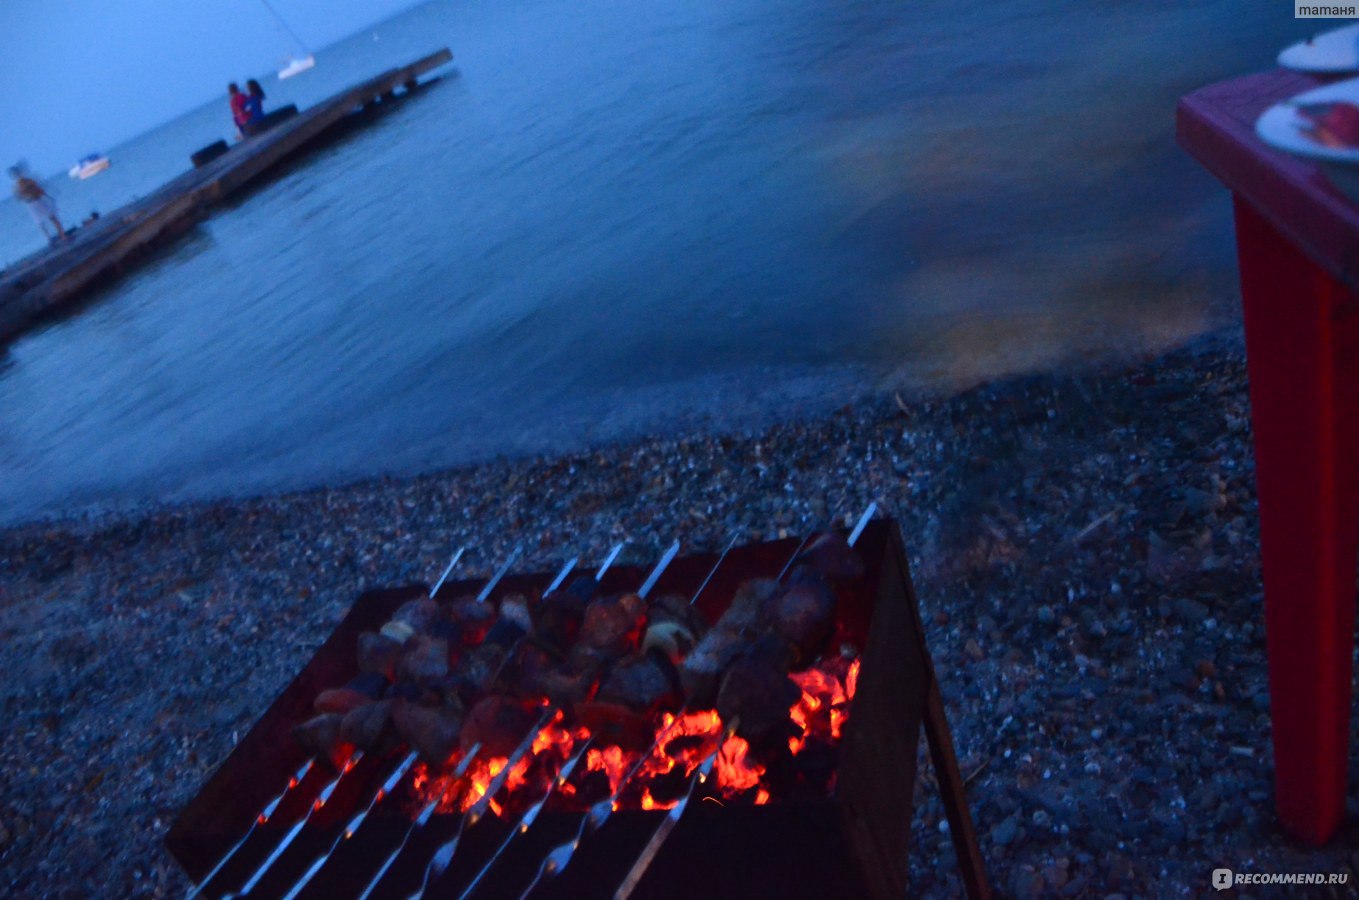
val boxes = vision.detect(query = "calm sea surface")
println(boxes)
[0,0,1311,523]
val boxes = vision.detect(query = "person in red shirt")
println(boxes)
[228,83,251,135]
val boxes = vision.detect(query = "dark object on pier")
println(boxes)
[165,520,989,898]
[190,140,230,168]
[241,104,299,138]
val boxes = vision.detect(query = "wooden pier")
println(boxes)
[0,48,453,345]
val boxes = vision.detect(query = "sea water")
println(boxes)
[0,0,1310,523]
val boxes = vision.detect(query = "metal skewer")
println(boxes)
[353,744,483,900]
[430,546,467,598]
[355,545,626,900]
[456,736,595,900]
[689,534,739,606]
[477,547,523,603]
[187,546,473,900]
[410,540,682,899]
[637,540,680,599]
[847,501,877,548]
[271,553,578,899]
[184,757,314,900]
[513,534,753,898]
[609,504,878,900]
[410,706,555,899]
[227,753,365,897]
[596,542,624,580]
[545,557,578,594]
[281,750,420,900]
[613,719,739,900]
[224,546,525,898]
[512,700,685,900]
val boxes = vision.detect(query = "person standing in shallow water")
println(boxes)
[9,166,65,242]
[228,82,250,137]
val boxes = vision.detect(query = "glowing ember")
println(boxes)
[640,790,676,811]
[459,757,510,815]
[714,734,763,793]
[586,745,629,796]
[406,657,862,816]
[410,656,861,817]
[788,662,853,755]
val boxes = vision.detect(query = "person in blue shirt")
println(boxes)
[244,79,267,124]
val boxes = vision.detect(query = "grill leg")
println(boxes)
[923,667,990,899]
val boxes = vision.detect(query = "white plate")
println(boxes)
[1257,76,1359,162]
[1279,23,1359,73]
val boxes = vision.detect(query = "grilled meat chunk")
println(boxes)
[391,597,440,634]
[314,688,372,716]
[761,581,836,668]
[798,532,865,583]
[293,713,345,764]
[596,650,682,713]
[460,695,538,757]
[398,635,451,682]
[358,631,405,678]
[575,593,647,662]
[393,700,464,764]
[340,699,396,751]
[715,637,800,746]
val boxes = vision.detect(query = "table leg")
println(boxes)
[1233,196,1359,845]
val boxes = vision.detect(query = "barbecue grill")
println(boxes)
[166,516,989,898]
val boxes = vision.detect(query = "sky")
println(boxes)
[0,0,428,173]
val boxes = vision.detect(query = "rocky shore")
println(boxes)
[2,329,1357,898]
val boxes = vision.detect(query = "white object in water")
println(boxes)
[277,54,315,79]
[260,0,315,79]
[1256,76,1359,163]
[1279,23,1359,74]
[68,154,110,179]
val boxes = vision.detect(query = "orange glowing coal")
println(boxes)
[788,661,854,754]
[408,658,864,819]
[586,745,629,796]
[640,790,675,811]
[713,733,763,793]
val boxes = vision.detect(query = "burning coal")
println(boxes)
[288,533,866,830]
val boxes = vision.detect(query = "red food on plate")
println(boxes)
[1298,101,1359,148]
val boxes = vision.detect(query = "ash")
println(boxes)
[1,330,1355,898]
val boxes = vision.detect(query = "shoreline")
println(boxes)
[0,326,1238,537]
[4,326,1356,896]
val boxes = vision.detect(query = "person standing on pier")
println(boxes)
[244,79,267,124]
[9,166,66,242]
[228,83,251,136]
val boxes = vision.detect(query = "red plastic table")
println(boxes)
[1178,69,1359,845]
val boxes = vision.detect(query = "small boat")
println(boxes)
[68,154,110,180]
[260,0,316,79]
[278,53,316,80]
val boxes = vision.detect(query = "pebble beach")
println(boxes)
[3,329,1358,898]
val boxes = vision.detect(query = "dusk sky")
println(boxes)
[1,0,426,173]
